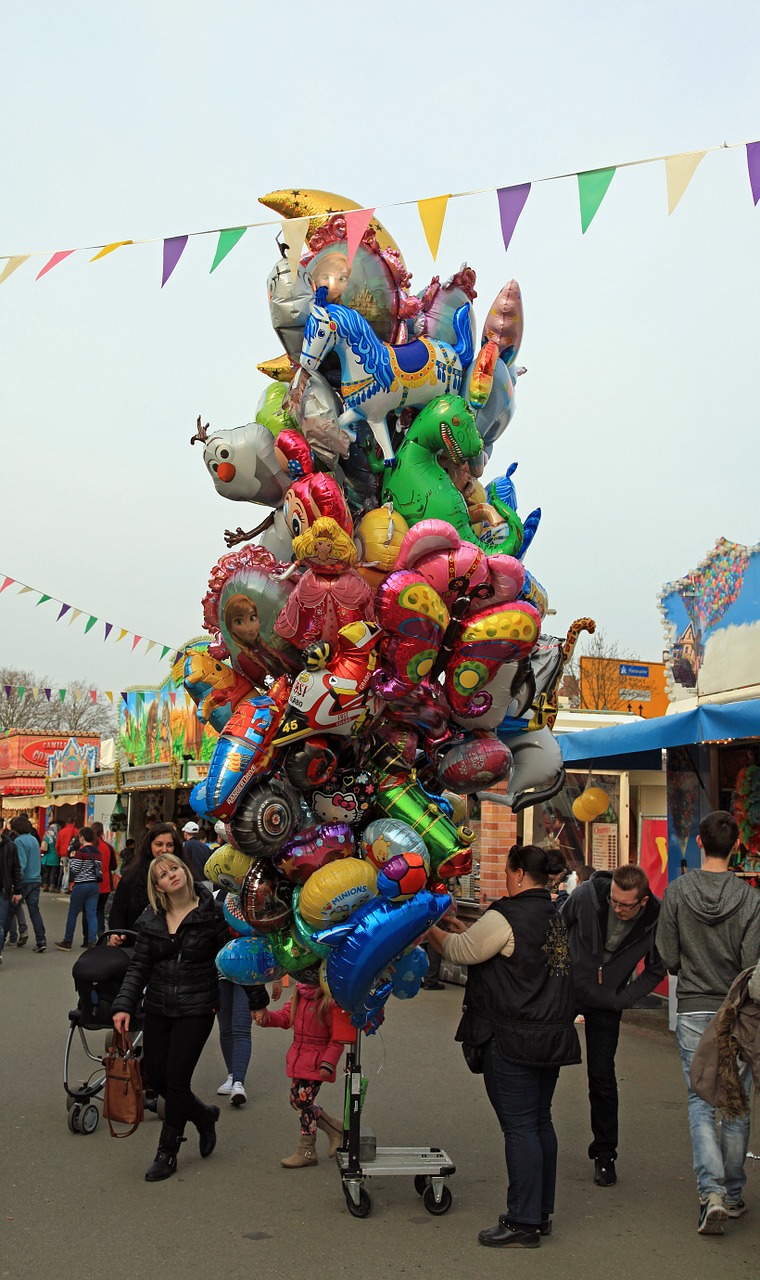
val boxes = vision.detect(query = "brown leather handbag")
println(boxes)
[103,1029,144,1137]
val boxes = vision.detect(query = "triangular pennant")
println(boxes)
[577,168,616,234]
[0,256,30,285]
[90,241,133,262]
[160,645,170,661]
[131,634,142,651]
[4,686,11,698]
[90,690,98,703]
[59,689,67,702]
[121,692,129,705]
[105,691,114,704]
[73,689,82,703]
[210,227,247,273]
[104,622,113,641]
[18,686,25,699]
[17,585,33,595]
[31,687,40,701]
[1,576,15,593]
[344,208,375,267]
[746,142,760,206]
[116,628,128,643]
[44,688,52,701]
[665,151,706,215]
[497,184,532,253]
[145,640,156,655]
[36,594,51,606]
[170,690,177,706]
[417,195,450,261]
[57,603,71,621]
[36,250,75,281]
[161,236,188,287]
[84,615,98,634]
[69,608,83,625]
[281,217,310,282]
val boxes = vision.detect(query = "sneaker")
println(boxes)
[32,943,47,953]
[594,1157,617,1187]
[698,1193,727,1235]
[55,940,73,951]
[230,1082,247,1107]
[17,934,29,947]
[724,1199,746,1219]
[421,980,445,991]
[6,937,17,947]
[217,1074,234,1096]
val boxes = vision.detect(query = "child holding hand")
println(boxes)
[254,978,345,1167]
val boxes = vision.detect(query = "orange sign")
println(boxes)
[579,659,669,719]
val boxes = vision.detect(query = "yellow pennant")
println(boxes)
[145,640,156,655]
[91,240,133,262]
[665,152,706,214]
[105,691,114,703]
[417,195,450,261]
[69,608,82,625]
[116,628,128,643]
[281,217,310,283]
[0,255,30,285]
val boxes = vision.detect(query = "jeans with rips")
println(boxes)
[675,1012,751,1204]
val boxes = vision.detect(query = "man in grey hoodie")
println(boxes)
[657,810,760,1237]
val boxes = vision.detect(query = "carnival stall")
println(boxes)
[1,731,99,831]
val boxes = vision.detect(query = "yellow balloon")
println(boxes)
[298,857,378,927]
[204,844,255,888]
[583,787,610,818]
[354,506,410,590]
[572,795,597,824]
[318,959,333,1001]
[259,189,404,261]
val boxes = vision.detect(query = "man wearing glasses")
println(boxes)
[562,863,665,1189]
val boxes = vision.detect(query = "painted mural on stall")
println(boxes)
[119,639,218,766]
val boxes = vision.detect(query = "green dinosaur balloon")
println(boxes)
[381,395,523,556]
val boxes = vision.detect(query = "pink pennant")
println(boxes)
[0,576,14,594]
[161,236,188,287]
[36,250,75,281]
[344,208,375,267]
[89,690,98,703]
[131,634,142,651]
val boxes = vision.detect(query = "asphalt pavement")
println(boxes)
[1,894,756,1279]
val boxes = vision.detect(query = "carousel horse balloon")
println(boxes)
[299,288,474,464]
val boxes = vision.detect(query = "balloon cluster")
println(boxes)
[571,787,610,824]
[179,193,585,1031]
[679,541,749,635]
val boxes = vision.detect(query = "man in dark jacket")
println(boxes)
[562,864,665,1188]
[0,820,24,965]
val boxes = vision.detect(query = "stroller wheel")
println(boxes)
[67,1106,83,1134]
[80,1104,100,1134]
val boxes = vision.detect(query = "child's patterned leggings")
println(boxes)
[289,1078,323,1134]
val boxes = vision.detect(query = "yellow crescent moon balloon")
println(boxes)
[259,189,404,262]
[256,354,296,383]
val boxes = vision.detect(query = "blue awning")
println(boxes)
[559,699,760,765]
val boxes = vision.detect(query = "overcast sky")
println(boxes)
[0,1,757,696]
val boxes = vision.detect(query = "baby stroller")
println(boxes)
[64,929,145,1134]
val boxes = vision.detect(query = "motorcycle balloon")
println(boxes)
[229,776,301,859]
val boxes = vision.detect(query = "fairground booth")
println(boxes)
[0,732,100,832]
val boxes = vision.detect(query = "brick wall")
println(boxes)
[478,780,517,906]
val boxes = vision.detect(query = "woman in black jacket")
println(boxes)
[108,823,189,944]
[426,845,580,1249]
[112,853,268,1181]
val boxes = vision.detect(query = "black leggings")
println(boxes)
[142,1012,215,1131]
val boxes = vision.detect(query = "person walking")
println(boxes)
[111,853,270,1181]
[253,975,345,1168]
[11,815,46,953]
[54,827,101,952]
[91,821,117,938]
[0,821,23,967]
[656,810,760,1235]
[560,863,665,1188]
[56,818,79,893]
[40,824,60,893]
[108,824,189,943]
[426,845,581,1248]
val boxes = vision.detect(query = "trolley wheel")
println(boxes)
[344,1186,373,1219]
[423,1183,453,1215]
[67,1106,82,1134]
[79,1104,100,1134]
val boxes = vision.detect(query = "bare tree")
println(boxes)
[0,667,117,738]
[565,631,636,712]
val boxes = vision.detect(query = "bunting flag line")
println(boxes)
[1,135,756,285]
[0,681,161,707]
[0,570,177,658]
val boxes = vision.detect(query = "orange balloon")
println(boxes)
[572,794,598,823]
[583,787,610,818]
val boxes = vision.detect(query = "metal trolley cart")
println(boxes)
[337,1029,456,1218]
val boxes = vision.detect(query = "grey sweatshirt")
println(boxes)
[656,870,760,1013]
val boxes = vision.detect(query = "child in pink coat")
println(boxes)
[254,978,345,1167]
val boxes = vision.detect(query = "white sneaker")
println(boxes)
[230,1082,247,1107]
[217,1074,234,1096]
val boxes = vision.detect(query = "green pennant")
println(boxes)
[160,645,170,660]
[210,227,246,273]
[578,167,616,234]
[18,686,25,699]
[84,615,97,634]
[36,594,51,606]
[59,689,67,702]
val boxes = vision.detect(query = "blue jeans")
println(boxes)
[64,882,99,946]
[483,1039,560,1227]
[675,1012,751,1203]
[21,882,46,947]
[218,980,252,1085]
[0,894,18,952]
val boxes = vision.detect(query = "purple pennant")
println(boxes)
[497,183,531,253]
[57,602,71,621]
[104,621,113,641]
[121,692,129,705]
[44,688,51,700]
[4,686,11,698]
[747,142,760,206]
[162,235,188,287]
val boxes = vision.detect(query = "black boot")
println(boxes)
[194,1101,220,1158]
[144,1123,185,1182]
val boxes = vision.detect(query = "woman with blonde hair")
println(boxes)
[112,854,269,1181]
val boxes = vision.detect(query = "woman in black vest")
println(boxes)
[426,845,580,1249]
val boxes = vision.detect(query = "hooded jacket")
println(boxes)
[0,831,22,897]
[561,870,665,1012]
[261,982,346,1081]
[112,885,269,1019]
[656,869,760,1013]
